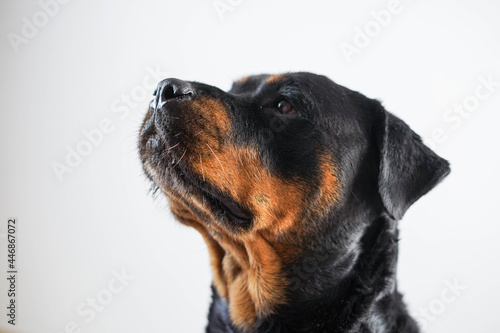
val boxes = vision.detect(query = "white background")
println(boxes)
[1,0,499,332]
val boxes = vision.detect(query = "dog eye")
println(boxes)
[276,100,296,115]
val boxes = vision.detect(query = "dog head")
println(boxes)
[138,72,450,329]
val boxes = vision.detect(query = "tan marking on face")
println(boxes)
[234,76,250,84]
[316,154,341,214]
[191,145,306,235]
[185,97,231,149]
[265,74,285,84]
[157,96,341,330]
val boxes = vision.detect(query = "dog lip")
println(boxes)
[151,92,194,110]
[159,93,193,107]
[158,158,252,226]
[196,184,252,225]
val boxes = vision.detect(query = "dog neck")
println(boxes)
[206,214,420,333]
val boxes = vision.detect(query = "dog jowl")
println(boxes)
[138,73,450,333]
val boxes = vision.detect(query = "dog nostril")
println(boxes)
[162,85,176,100]
[156,78,194,103]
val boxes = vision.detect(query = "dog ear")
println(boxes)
[372,101,450,220]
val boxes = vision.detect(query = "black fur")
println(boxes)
[139,72,450,333]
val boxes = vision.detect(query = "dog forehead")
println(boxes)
[229,72,342,101]
[229,72,328,96]
[229,74,275,94]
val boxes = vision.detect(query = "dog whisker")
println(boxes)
[206,143,225,171]
[200,154,205,181]
[166,142,180,150]
[137,72,451,332]
[173,149,187,168]
[349,189,361,204]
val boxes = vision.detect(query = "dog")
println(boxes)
[138,72,450,333]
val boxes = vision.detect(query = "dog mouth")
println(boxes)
[173,163,253,227]
[140,134,253,228]
[139,90,253,229]
[198,185,253,226]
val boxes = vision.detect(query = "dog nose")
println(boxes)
[154,78,193,104]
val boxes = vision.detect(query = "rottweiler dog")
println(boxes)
[138,72,450,333]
